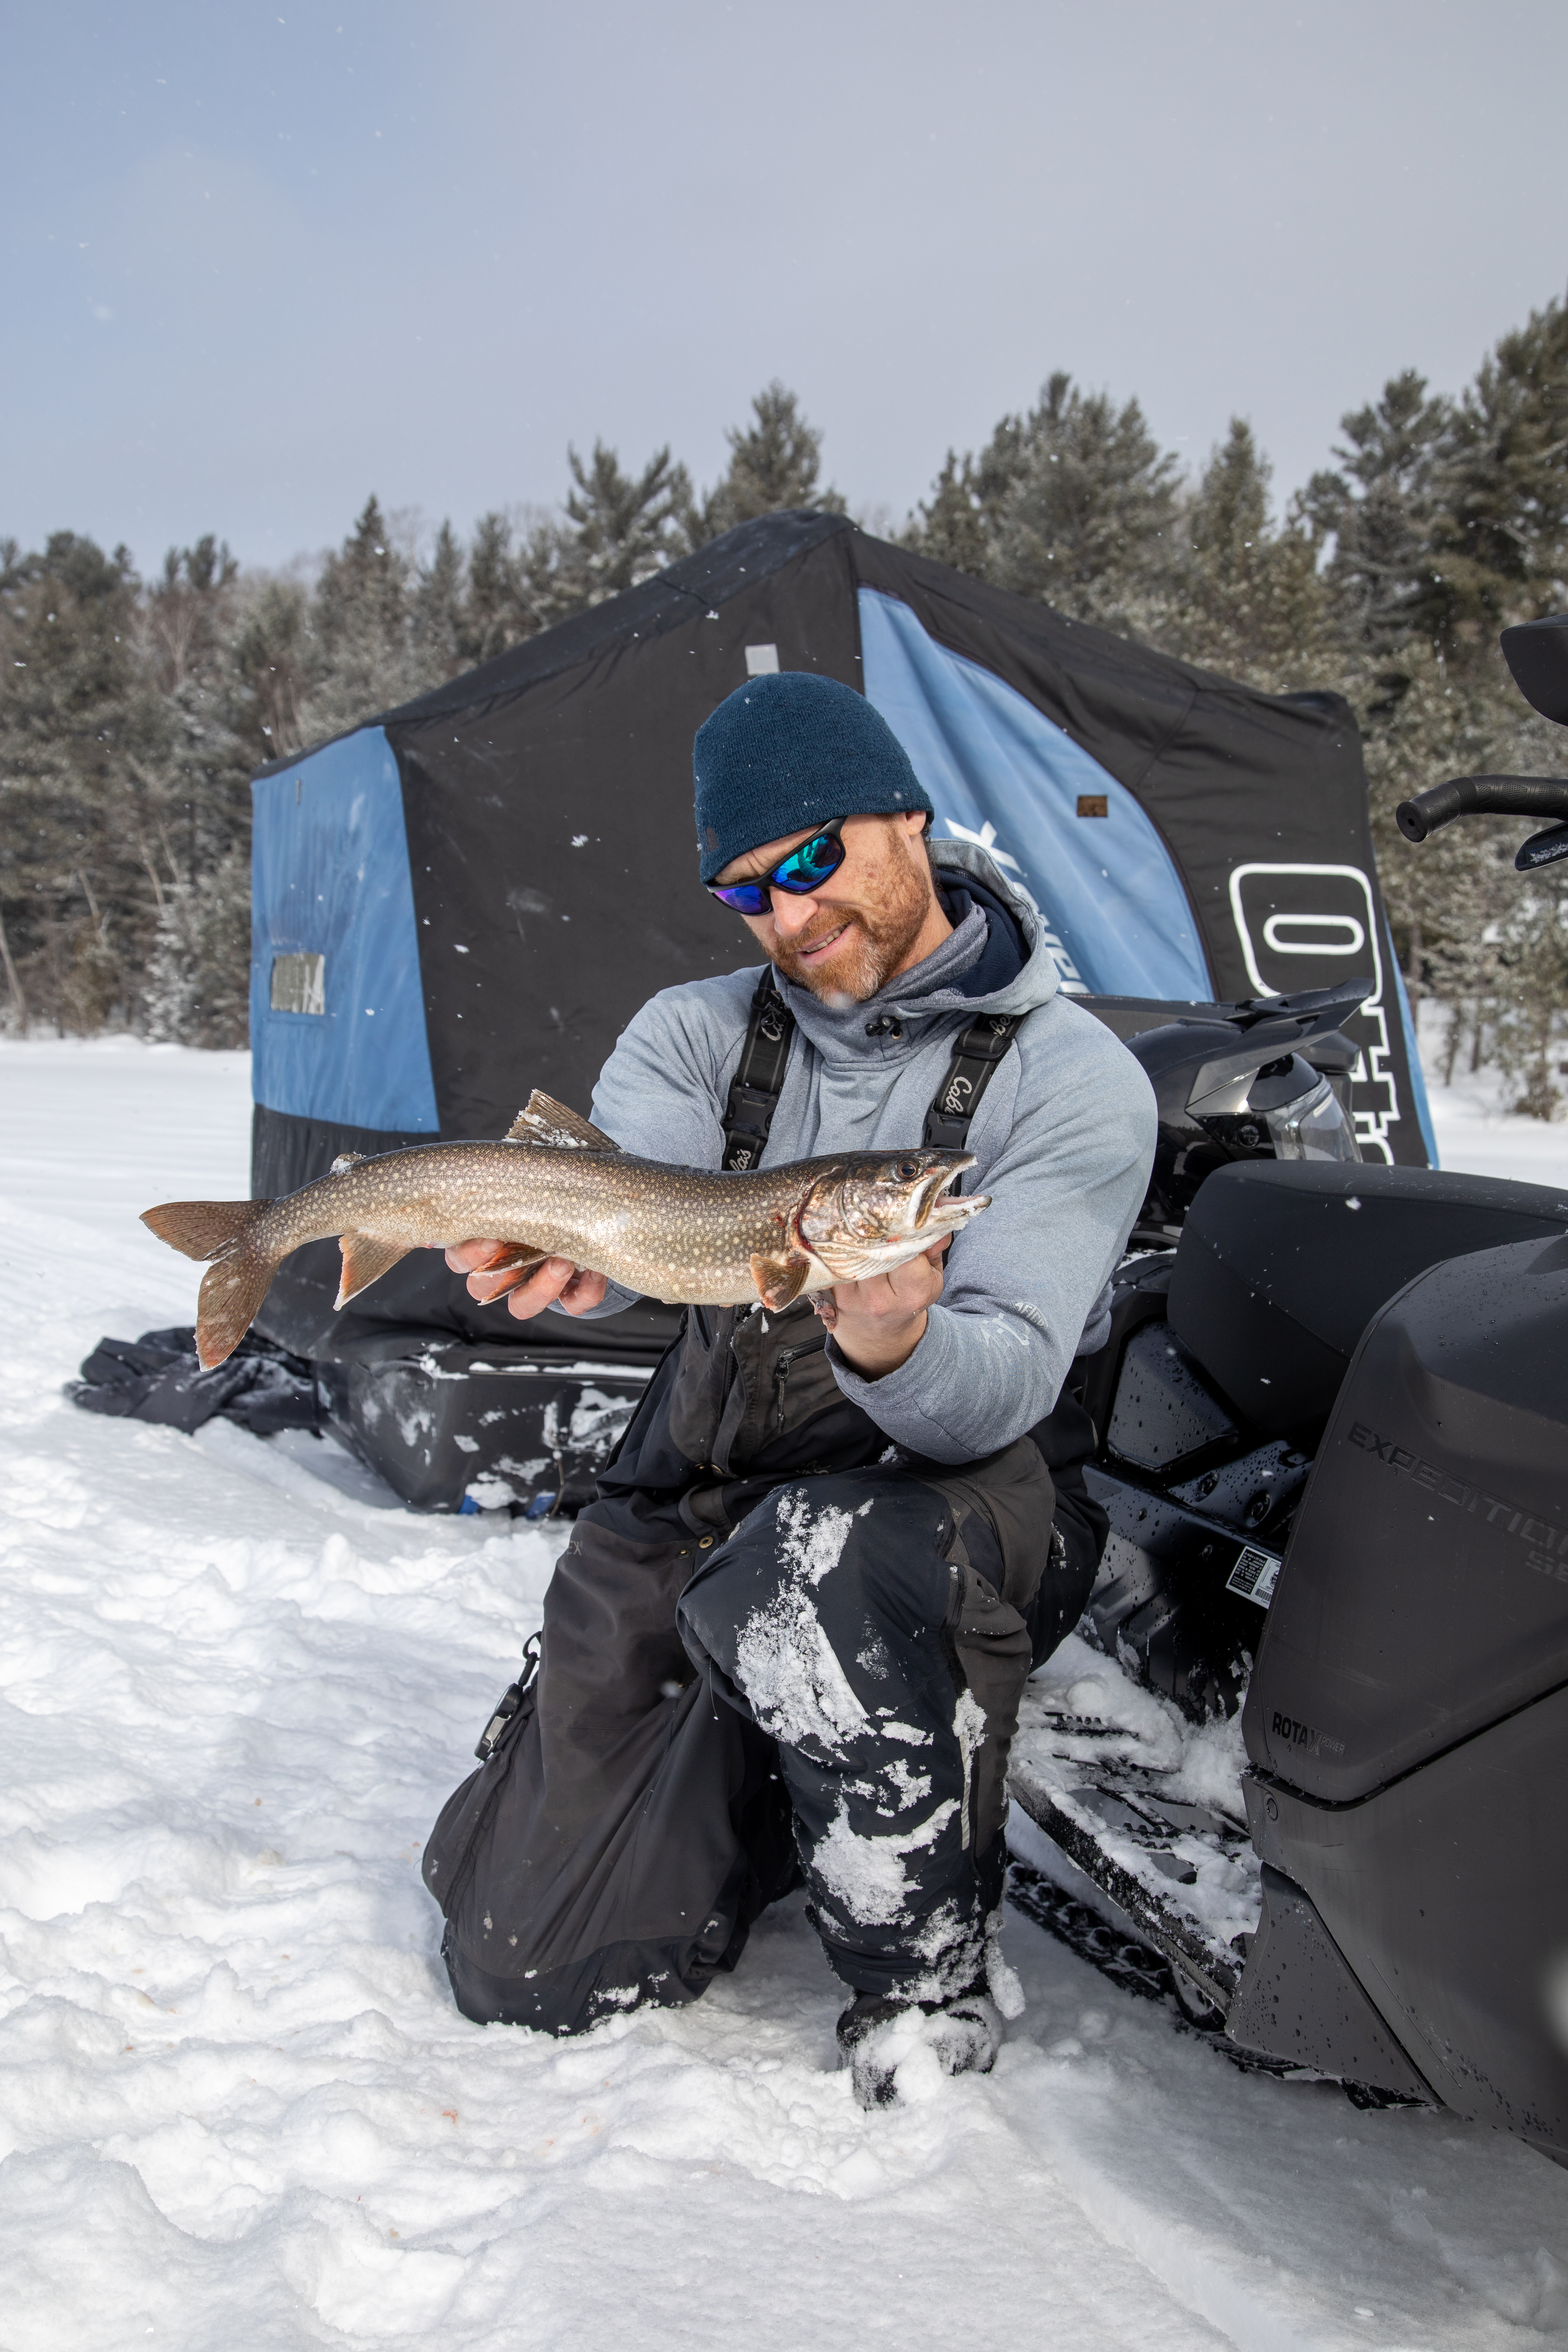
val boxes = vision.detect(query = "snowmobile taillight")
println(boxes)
[1262,1074,1361,1164]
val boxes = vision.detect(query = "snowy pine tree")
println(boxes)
[908,374,1180,634]
[300,497,436,742]
[0,532,169,1032]
[696,383,842,542]
[1302,370,1453,653]
[140,537,255,937]
[985,375,1181,631]
[1491,878,1568,1118]
[910,451,993,576]
[1426,294,1568,650]
[458,513,536,664]
[143,847,252,1048]
[233,577,311,762]
[1161,420,1328,691]
[413,521,469,679]
[518,446,694,628]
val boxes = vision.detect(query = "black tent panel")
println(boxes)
[378,509,852,732]
[390,527,863,1141]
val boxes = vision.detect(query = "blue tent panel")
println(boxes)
[250,726,439,1132]
[859,588,1213,1000]
[1390,951,1440,1167]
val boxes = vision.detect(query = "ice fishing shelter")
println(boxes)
[247,511,1433,1507]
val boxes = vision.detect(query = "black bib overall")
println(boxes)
[423,980,1103,2033]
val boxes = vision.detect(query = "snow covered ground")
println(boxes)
[1418,1003,1568,1189]
[1,1037,1566,2352]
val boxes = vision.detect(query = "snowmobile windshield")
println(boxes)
[1264,1075,1361,1164]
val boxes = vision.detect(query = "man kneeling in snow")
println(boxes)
[426,672,1155,2107]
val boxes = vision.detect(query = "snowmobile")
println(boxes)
[1008,615,1568,2161]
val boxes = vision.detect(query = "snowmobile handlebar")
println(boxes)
[1396,774,1568,838]
[1396,775,1568,872]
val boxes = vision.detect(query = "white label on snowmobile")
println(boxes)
[1226,1544,1282,1608]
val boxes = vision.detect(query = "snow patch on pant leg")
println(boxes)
[884,1757,933,1809]
[811,1794,958,1928]
[895,1896,988,2005]
[952,1687,986,1850]
[783,1485,871,1588]
[731,1489,871,1750]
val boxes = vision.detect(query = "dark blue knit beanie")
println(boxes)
[694,671,932,883]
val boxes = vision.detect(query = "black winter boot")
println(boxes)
[837,1983,1003,2109]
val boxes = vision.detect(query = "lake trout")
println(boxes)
[141,1090,989,1369]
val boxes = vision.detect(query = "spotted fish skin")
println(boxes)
[140,1092,987,1368]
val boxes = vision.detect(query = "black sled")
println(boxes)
[1007,614,1568,2160]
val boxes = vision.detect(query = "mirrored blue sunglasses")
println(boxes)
[706,818,848,916]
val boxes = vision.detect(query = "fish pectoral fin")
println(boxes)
[811,1239,912,1283]
[505,1091,620,1152]
[330,1150,366,1174]
[750,1251,811,1312]
[335,1231,412,1308]
[481,1242,549,1274]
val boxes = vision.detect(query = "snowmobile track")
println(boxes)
[1005,1860,1424,2109]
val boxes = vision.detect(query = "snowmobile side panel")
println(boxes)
[1082,1470,1278,1719]
[1105,1323,1239,1471]
[1225,1864,1431,2097]
[1170,1162,1568,1441]
[1247,1231,1568,1802]
[1248,1680,1568,2153]
[1073,1251,1173,1441]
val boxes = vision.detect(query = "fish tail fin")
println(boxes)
[140,1198,271,1263]
[142,1199,279,1364]
[194,1240,281,1370]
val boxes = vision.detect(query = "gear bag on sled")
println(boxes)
[419,989,1093,2034]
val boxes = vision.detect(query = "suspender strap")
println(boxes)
[721,969,796,1170]
[923,1012,1022,1150]
[720,973,1020,1169]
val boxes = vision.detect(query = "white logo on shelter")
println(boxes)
[1228,863,1400,1162]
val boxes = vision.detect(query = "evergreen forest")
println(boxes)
[3,318,1567,1113]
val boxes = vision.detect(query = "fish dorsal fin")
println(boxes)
[505,1091,620,1152]
[330,1151,365,1174]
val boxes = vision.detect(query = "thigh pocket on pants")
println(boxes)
[945,1561,1033,1855]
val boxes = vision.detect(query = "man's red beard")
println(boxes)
[771,851,935,1003]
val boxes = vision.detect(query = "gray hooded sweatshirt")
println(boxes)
[580,840,1157,1465]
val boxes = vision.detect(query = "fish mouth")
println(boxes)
[916,1158,982,1229]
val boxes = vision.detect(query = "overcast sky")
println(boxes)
[5,0,1566,575]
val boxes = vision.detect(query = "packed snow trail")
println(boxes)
[0,1038,1565,2352]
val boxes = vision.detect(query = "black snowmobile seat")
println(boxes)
[1168,1161,1568,1438]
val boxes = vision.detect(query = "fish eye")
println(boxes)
[894,1157,921,1180]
